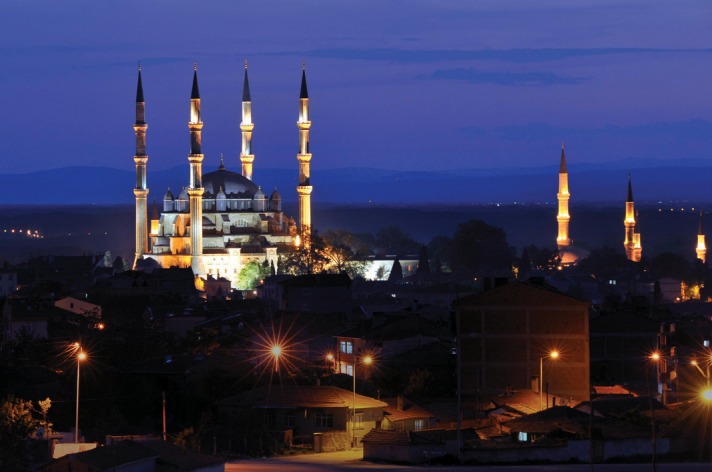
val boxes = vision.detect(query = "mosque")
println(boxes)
[131,63,312,288]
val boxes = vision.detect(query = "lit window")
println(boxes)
[518,432,528,442]
[414,419,425,431]
[340,341,353,354]
[354,412,364,429]
[705,340,710,348]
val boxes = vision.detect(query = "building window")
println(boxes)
[354,412,363,429]
[284,413,295,427]
[340,341,353,354]
[518,432,528,442]
[414,419,424,431]
[315,413,333,428]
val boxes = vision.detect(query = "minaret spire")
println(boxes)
[556,144,571,249]
[188,64,205,276]
[240,60,255,180]
[624,174,639,261]
[697,211,707,263]
[133,64,150,268]
[296,63,313,241]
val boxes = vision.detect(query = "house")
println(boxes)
[381,396,436,432]
[453,281,591,403]
[217,384,386,450]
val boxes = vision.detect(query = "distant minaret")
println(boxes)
[632,210,642,262]
[556,144,571,249]
[697,211,707,264]
[296,64,313,238]
[133,64,149,268]
[188,64,205,275]
[240,60,255,180]
[624,175,638,261]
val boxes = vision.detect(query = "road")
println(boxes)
[227,450,712,471]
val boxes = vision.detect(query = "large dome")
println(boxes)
[202,166,259,198]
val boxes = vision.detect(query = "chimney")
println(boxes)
[396,395,404,411]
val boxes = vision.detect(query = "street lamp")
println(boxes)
[352,355,373,447]
[270,344,282,372]
[73,343,87,443]
[325,353,335,373]
[540,350,559,411]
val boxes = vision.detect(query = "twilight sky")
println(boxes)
[3,0,712,176]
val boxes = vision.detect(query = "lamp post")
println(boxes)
[352,355,372,447]
[540,350,559,411]
[74,344,87,443]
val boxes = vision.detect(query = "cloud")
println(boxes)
[298,47,712,64]
[418,67,585,86]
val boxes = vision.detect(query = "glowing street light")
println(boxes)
[73,343,87,443]
[352,355,373,447]
[540,350,559,411]
[270,344,282,372]
[325,353,335,373]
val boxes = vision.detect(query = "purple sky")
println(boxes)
[4,1,712,175]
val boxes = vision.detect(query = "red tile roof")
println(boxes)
[383,396,434,422]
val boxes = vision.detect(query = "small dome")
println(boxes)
[217,186,226,199]
[178,187,189,200]
[270,188,281,200]
[163,188,174,201]
[253,186,265,200]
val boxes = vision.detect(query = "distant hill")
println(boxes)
[3,158,712,205]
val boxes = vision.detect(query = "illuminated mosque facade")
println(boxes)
[132,63,313,288]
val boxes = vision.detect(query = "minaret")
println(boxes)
[624,175,637,261]
[188,64,205,275]
[240,60,255,180]
[697,211,707,264]
[133,64,149,268]
[556,144,571,249]
[296,64,313,239]
[632,210,642,262]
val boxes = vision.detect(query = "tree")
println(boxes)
[416,245,430,274]
[0,396,40,470]
[281,230,329,275]
[650,252,692,281]
[237,261,270,290]
[577,246,629,279]
[388,258,403,282]
[375,226,420,254]
[320,230,368,279]
[447,219,512,274]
